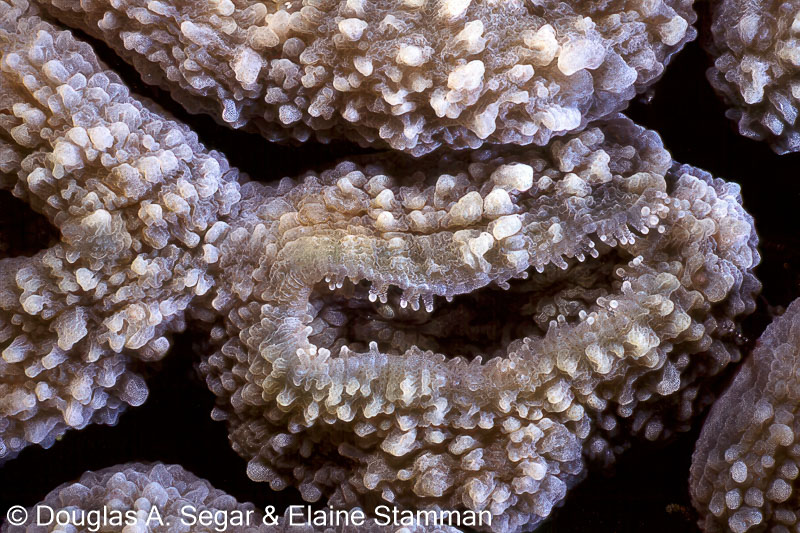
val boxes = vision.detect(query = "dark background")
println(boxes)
[3,3,800,531]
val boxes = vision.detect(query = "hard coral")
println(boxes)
[691,298,800,533]
[35,0,696,155]
[1,462,267,533]
[0,0,241,461]
[0,462,458,532]
[198,117,760,532]
[707,0,800,153]
[0,1,761,531]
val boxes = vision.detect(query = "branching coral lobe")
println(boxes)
[1,462,269,533]
[691,298,800,533]
[0,0,241,461]
[198,118,760,532]
[707,0,800,153]
[34,0,696,155]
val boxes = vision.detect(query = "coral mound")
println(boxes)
[707,0,800,153]
[198,116,760,532]
[36,0,696,155]
[691,298,800,533]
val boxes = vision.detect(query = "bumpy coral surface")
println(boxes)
[0,0,241,461]
[197,117,760,532]
[0,1,761,531]
[1,462,457,532]
[1,462,267,533]
[707,0,800,154]
[34,0,696,155]
[690,298,800,533]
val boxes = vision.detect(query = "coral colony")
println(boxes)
[0,0,798,531]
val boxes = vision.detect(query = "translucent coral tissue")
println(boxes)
[707,0,800,153]
[0,0,241,461]
[197,118,759,532]
[0,1,760,532]
[691,298,800,533]
[34,0,696,155]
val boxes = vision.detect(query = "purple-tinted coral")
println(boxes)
[707,0,800,153]
[691,298,800,532]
